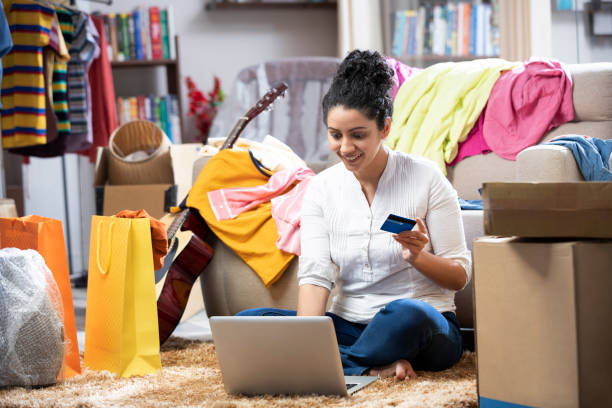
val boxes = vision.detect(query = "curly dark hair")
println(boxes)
[322,49,394,130]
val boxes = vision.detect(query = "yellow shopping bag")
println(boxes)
[84,216,161,377]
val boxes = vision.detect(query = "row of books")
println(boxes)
[98,5,176,62]
[391,1,500,59]
[116,95,181,143]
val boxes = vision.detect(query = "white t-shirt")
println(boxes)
[298,148,472,324]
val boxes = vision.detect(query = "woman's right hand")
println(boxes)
[392,218,430,265]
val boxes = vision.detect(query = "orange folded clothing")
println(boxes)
[115,209,168,270]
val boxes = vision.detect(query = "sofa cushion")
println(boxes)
[541,120,612,142]
[516,145,583,182]
[447,153,517,200]
[568,62,612,122]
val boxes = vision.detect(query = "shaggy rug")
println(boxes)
[0,338,477,408]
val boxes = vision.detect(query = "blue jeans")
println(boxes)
[236,298,463,375]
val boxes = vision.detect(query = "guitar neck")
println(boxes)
[166,209,190,241]
[220,118,248,151]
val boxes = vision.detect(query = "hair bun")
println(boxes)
[335,50,394,96]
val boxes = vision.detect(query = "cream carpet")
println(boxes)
[0,337,477,408]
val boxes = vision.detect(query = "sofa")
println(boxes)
[193,61,612,341]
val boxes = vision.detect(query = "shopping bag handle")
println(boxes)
[96,220,115,275]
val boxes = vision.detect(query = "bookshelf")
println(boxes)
[205,0,337,11]
[110,36,184,140]
[382,0,501,68]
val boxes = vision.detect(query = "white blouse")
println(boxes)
[298,148,472,324]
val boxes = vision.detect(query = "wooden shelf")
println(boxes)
[205,1,337,10]
[396,54,499,65]
[111,59,178,68]
[110,36,184,139]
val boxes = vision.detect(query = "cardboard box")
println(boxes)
[94,144,205,219]
[474,237,612,408]
[482,182,612,238]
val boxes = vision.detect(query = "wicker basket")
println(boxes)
[107,120,174,185]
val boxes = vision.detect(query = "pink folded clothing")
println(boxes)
[483,58,574,160]
[385,57,423,99]
[449,109,490,165]
[208,167,315,255]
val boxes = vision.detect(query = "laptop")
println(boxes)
[210,316,378,396]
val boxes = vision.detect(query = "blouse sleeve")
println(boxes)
[297,176,336,291]
[426,164,473,288]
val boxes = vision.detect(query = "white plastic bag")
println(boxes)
[0,248,65,387]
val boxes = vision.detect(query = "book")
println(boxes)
[119,13,130,61]
[160,8,170,60]
[462,3,471,56]
[139,5,150,60]
[159,97,170,141]
[169,95,181,143]
[108,13,120,61]
[415,6,425,56]
[149,7,163,59]
[117,96,124,124]
[129,97,138,121]
[401,10,412,57]
[423,4,433,55]
[166,5,176,59]
[391,10,406,57]
[137,96,147,120]
[132,8,143,60]
[153,96,162,129]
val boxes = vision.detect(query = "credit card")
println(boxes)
[380,214,416,234]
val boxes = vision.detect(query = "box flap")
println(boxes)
[94,146,109,186]
[169,143,207,203]
[482,182,612,210]
[102,184,174,219]
[482,182,612,238]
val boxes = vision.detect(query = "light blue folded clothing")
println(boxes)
[458,198,483,210]
[544,136,612,181]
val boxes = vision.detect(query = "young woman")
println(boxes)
[238,49,471,380]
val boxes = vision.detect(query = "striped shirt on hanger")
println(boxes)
[1,0,54,148]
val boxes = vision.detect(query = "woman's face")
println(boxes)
[326,106,390,175]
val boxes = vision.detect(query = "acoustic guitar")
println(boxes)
[155,82,289,344]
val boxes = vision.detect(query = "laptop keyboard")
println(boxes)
[346,383,358,390]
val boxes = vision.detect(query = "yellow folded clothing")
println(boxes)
[187,149,295,287]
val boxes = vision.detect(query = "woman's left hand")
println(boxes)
[393,218,429,264]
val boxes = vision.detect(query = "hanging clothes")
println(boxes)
[80,14,117,163]
[40,13,70,145]
[65,10,99,152]
[0,5,13,109]
[1,0,55,148]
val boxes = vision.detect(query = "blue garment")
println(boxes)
[458,198,483,210]
[237,298,463,375]
[544,136,612,181]
[0,5,14,108]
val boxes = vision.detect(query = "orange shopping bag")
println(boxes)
[84,215,161,377]
[0,215,82,378]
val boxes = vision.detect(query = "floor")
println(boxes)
[72,287,212,352]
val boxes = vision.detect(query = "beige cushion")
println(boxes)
[516,145,583,182]
[201,238,299,317]
[568,63,612,122]
[447,153,517,200]
[541,120,612,142]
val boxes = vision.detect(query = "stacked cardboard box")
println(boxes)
[474,182,612,408]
